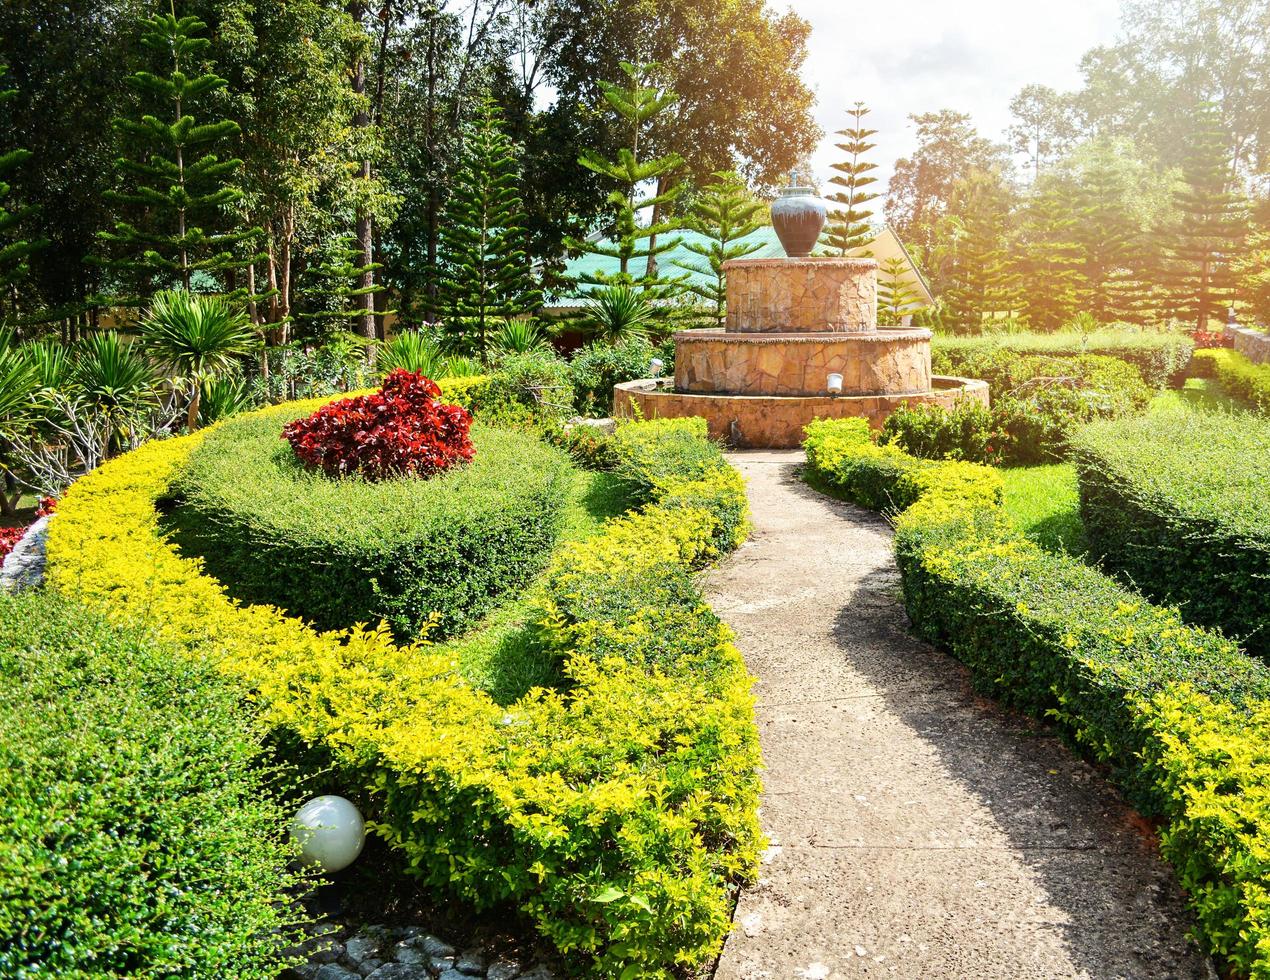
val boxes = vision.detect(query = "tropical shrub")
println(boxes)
[880,399,1007,464]
[283,369,474,480]
[568,337,656,415]
[933,330,1193,388]
[1070,411,1270,658]
[172,401,569,640]
[1191,348,1270,412]
[47,410,759,977]
[0,590,307,979]
[476,350,575,426]
[803,417,1270,976]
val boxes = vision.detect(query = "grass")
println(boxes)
[1150,376,1242,415]
[1000,463,1086,555]
[443,467,633,702]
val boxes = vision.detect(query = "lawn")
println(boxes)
[1000,464,1086,554]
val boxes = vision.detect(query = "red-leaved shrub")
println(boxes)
[0,526,24,562]
[282,370,475,480]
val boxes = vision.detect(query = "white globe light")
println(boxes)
[292,795,365,873]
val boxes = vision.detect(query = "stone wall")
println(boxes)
[1227,324,1270,364]
[675,328,932,397]
[724,257,877,333]
[614,378,989,449]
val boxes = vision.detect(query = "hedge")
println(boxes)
[932,330,1193,388]
[169,404,572,640]
[1070,411,1270,659]
[803,417,1270,977]
[1191,348,1270,412]
[0,590,306,979]
[46,409,760,978]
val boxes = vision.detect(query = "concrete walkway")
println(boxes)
[708,451,1213,980]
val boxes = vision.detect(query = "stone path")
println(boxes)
[708,451,1214,980]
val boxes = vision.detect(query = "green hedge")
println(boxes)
[49,410,760,976]
[932,330,1193,388]
[0,591,306,979]
[1070,411,1270,658]
[170,407,573,640]
[804,417,1270,976]
[1191,348,1270,412]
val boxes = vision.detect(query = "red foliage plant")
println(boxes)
[1191,328,1233,350]
[282,370,475,481]
[0,526,24,562]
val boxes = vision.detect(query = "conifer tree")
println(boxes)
[822,102,879,254]
[1070,157,1151,324]
[938,172,1021,329]
[1234,198,1270,327]
[1014,183,1082,331]
[568,62,685,298]
[0,64,41,318]
[1162,105,1248,331]
[98,9,257,303]
[437,98,540,358]
[297,233,391,335]
[876,257,925,325]
[674,171,765,326]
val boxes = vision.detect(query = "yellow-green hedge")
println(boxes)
[47,402,761,978]
[1192,348,1270,412]
[804,417,1270,978]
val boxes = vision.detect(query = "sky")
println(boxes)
[785,0,1124,188]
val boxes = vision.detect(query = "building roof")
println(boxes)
[551,223,933,309]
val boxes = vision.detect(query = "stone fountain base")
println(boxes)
[613,376,988,449]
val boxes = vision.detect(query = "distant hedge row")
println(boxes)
[932,330,1193,388]
[170,403,572,640]
[0,591,306,979]
[1071,410,1270,659]
[48,409,760,977]
[804,417,1270,977]
[1191,348,1270,412]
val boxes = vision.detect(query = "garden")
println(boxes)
[4,0,1270,977]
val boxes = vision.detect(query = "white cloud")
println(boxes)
[784,0,1123,187]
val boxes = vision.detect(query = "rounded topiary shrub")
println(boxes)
[169,402,573,640]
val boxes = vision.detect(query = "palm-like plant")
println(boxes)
[377,329,446,379]
[71,331,160,454]
[0,329,37,436]
[581,286,655,344]
[491,318,551,357]
[139,290,257,431]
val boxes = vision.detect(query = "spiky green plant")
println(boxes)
[582,286,655,344]
[138,290,256,431]
[377,329,446,379]
[491,318,550,356]
[71,331,160,452]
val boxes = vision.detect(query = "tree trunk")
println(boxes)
[187,384,201,433]
[349,1,377,342]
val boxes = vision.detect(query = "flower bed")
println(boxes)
[168,400,572,640]
[804,417,1270,976]
[47,409,761,977]
[1070,410,1270,659]
[0,590,306,979]
[1191,348,1270,413]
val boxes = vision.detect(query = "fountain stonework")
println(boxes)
[614,255,988,448]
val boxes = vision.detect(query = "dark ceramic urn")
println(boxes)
[771,184,827,258]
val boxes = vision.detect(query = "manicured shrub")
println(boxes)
[1070,411,1270,658]
[171,402,572,640]
[804,417,1270,976]
[567,337,656,415]
[479,350,576,426]
[880,399,1008,464]
[0,590,307,979]
[47,411,759,977]
[1191,348,1270,412]
[932,329,1193,389]
[283,369,474,480]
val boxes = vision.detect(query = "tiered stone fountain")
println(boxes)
[613,191,988,448]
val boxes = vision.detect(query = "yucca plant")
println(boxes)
[440,355,484,378]
[20,339,72,393]
[138,290,257,431]
[377,329,445,379]
[71,331,160,454]
[582,286,656,344]
[198,373,254,426]
[491,318,550,357]
[0,329,37,435]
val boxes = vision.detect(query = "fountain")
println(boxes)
[613,186,988,448]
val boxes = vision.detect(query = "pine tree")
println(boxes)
[1070,157,1151,325]
[673,171,764,326]
[822,102,879,254]
[1014,182,1082,331]
[1162,105,1248,331]
[0,64,42,318]
[938,172,1021,330]
[297,233,391,336]
[568,62,685,298]
[876,257,926,325]
[1234,198,1270,327]
[437,98,540,358]
[98,9,257,303]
